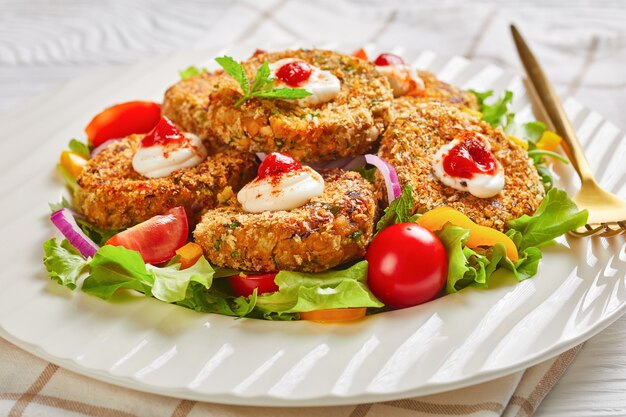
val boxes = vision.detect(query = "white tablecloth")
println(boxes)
[1,1,625,416]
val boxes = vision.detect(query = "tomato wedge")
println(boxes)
[106,207,188,264]
[352,48,369,61]
[229,272,279,297]
[85,101,161,147]
[300,308,367,323]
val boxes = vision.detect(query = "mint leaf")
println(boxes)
[250,61,274,92]
[216,56,312,107]
[69,139,90,158]
[43,238,89,290]
[179,65,205,80]
[508,188,588,250]
[215,56,249,95]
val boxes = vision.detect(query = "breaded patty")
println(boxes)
[162,71,221,139]
[378,102,545,231]
[393,70,478,116]
[193,169,377,272]
[186,49,393,162]
[74,137,257,229]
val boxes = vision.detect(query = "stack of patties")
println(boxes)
[163,49,393,271]
[153,48,542,275]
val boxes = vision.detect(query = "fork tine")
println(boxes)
[598,222,626,238]
[570,222,626,238]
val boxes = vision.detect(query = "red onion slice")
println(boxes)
[364,154,401,202]
[50,208,99,258]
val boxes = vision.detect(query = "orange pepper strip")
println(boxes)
[175,242,204,269]
[300,308,367,323]
[417,207,519,261]
[59,151,88,179]
[352,48,369,61]
[536,130,562,151]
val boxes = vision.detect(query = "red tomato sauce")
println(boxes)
[257,152,303,180]
[140,117,186,147]
[443,132,498,178]
[276,61,312,87]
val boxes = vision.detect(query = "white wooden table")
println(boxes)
[1,1,625,415]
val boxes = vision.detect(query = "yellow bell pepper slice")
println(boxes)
[536,130,562,151]
[175,242,204,269]
[507,134,529,150]
[59,151,88,179]
[417,207,519,261]
[462,108,483,119]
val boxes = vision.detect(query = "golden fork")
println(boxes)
[511,25,626,237]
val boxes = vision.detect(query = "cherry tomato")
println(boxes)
[365,223,448,308]
[257,152,302,179]
[374,53,405,66]
[275,61,312,87]
[300,308,367,323]
[106,207,188,264]
[229,272,279,297]
[85,101,161,147]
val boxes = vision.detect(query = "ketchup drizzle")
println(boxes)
[442,132,498,178]
[140,117,185,147]
[276,61,313,87]
[258,152,302,181]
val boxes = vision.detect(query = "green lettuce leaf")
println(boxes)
[82,245,155,299]
[478,90,513,127]
[508,188,588,250]
[147,257,214,303]
[436,225,544,293]
[82,245,218,303]
[68,139,90,158]
[175,286,257,317]
[255,261,383,313]
[179,65,206,80]
[43,238,89,289]
[376,185,419,233]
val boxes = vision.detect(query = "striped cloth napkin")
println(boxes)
[0,338,581,417]
[2,0,624,416]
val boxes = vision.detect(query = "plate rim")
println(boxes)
[1,44,625,407]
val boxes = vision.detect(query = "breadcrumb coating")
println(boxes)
[74,136,257,229]
[377,102,545,231]
[193,169,377,272]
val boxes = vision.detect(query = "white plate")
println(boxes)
[0,44,625,407]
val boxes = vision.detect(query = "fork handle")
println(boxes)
[510,25,595,184]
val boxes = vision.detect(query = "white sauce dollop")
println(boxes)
[132,133,208,178]
[237,166,325,213]
[432,138,505,198]
[376,64,424,97]
[270,58,341,106]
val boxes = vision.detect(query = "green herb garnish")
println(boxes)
[179,66,206,80]
[215,56,312,107]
